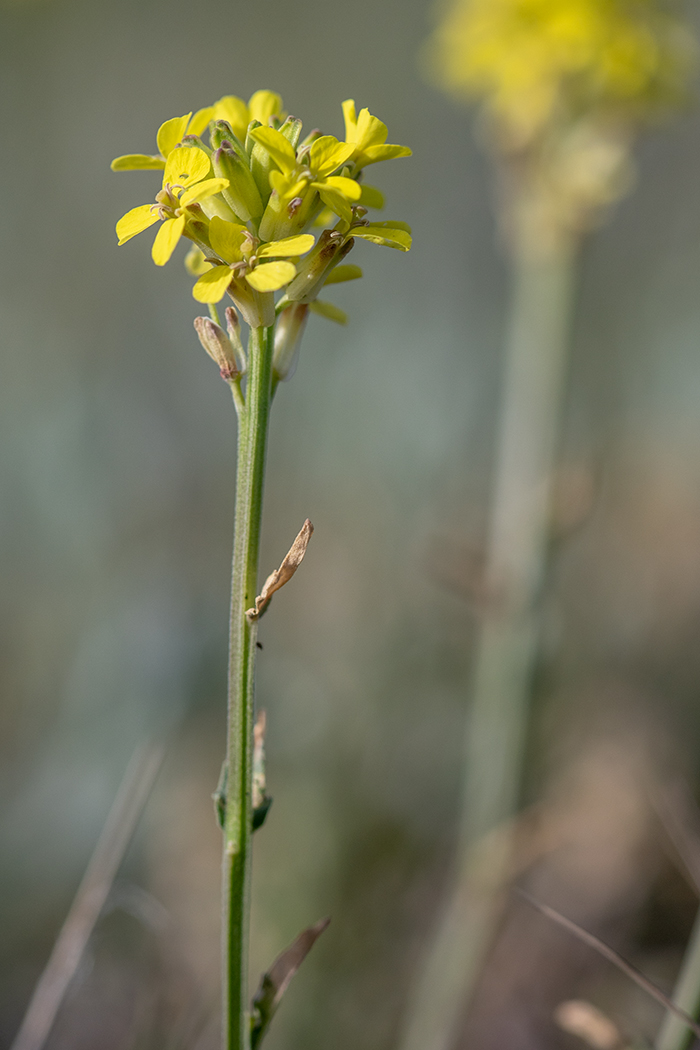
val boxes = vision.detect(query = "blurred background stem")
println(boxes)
[656,905,700,1050]
[400,223,577,1050]
[223,324,274,1050]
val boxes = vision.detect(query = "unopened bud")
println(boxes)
[181,134,212,158]
[193,317,239,381]
[285,230,354,303]
[229,278,275,328]
[224,306,247,375]
[273,303,309,382]
[209,120,247,159]
[279,116,303,150]
[298,128,322,150]
[212,144,263,222]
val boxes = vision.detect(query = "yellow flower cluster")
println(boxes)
[112,90,411,327]
[426,0,695,145]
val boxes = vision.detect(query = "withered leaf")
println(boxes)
[250,916,330,1048]
[246,519,314,621]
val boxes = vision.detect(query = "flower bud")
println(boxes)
[212,144,263,222]
[225,306,247,375]
[209,120,247,159]
[249,121,277,207]
[258,186,320,242]
[279,116,303,150]
[273,303,309,382]
[180,134,212,158]
[285,230,354,303]
[193,316,239,380]
[229,277,275,328]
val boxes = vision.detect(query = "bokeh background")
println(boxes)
[3,1,700,1048]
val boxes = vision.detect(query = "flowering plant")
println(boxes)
[113,90,410,1050]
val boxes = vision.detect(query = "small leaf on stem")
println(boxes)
[246,519,314,620]
[250,917,331,1048]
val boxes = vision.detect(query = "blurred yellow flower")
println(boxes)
[426,0,695,145]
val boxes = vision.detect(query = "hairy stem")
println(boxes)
[222,324,274,1050]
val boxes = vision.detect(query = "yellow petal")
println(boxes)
[116,204,159,244]
[184,245,212,276]
[269,170,309,200]
[324,264,362,285]
[317,187,353,225]
[359,144,412,166]
[163,146,211,188]
[111,154,165,171]
[151,215,186,265]
[318,176,362,201]
[157,114,192,159]
[248,90,284,126]
[309,136,355,178]
[257,234,315,258]
[372,220,411,233]
[179,177,229,207]
[342,99,358,142]
[310,299,347,324]
[351,223,412,251]
[313,207,336,228]
[248,127,297,174]
[213,95,249,141]
[188,107,214,137]
[192,265,235,303]
[359,184,385,209]
[209,216,248,263]
[355,108,388,149]
[245,260,297,292]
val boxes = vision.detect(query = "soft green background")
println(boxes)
[3,1,700,1048]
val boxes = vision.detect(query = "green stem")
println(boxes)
[222,324,274,1050]
[399,238,577,1050]
[656,906,700,1050]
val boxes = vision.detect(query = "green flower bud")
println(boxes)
[258,186,321,243]
[193,316,239,380]
[279,116,303,150]
[249,121,276,207]
[180,134,212,159]
[224,306,247,375]
[285,230,354,303]
[273,303,309,382]
[212,145,263,223]
[244,119,262,155]
[229,277,275,328]
[209,120,247,159]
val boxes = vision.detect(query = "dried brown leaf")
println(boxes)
[246,519,314,620]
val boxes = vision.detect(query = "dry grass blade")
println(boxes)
[10,741,165,1050]
[652,781,700,897]
[517,890,700,1041]
[250,916,330,1048]
[246,519,314,620]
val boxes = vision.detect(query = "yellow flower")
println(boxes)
[211,90,285,143]
[116,146,228,265]
[425,0,696,144]
[248,127,360,239]
[112,90,412,324]
[191,217,315,303]
[111,110,214,172]
[341,100,412,170]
